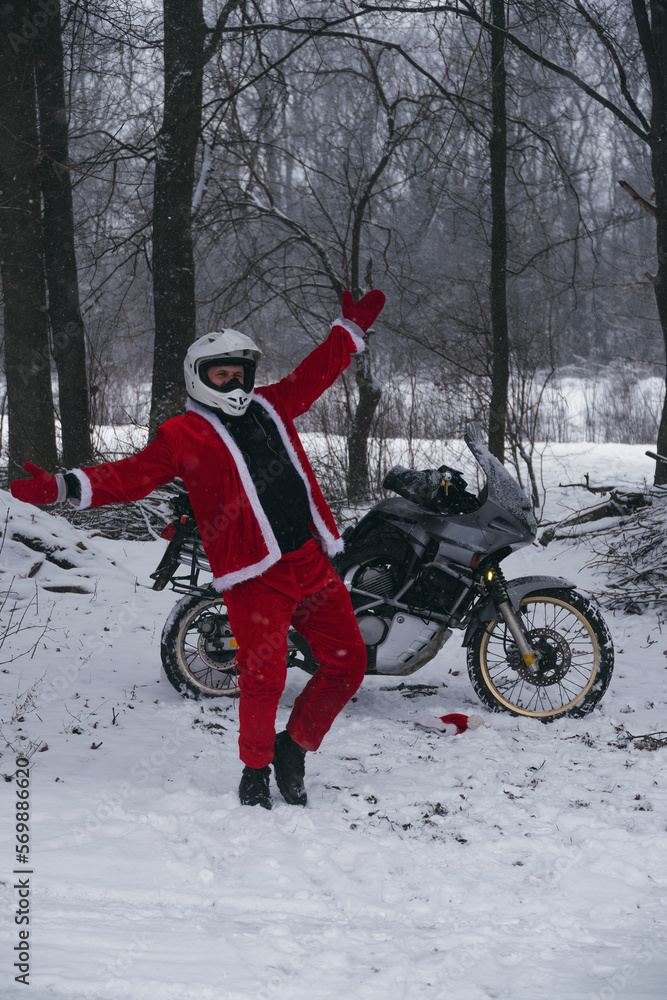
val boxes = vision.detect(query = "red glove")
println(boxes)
[10,462,60,505]
[341,289,386,332]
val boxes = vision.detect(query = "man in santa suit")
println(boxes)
[11,290,385,810]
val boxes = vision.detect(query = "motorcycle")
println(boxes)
[152,422,614,721]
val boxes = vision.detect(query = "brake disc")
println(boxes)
[508,627,571,685]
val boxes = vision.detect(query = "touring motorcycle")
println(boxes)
[152,423,614,721]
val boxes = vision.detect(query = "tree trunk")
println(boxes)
[637,0,667,485]
[487,0,509,462]
[347,346,381,502]
[347,252,382,500]
[35,4,93,468]
[651,138,667,484]
[345,95,395,502]
[149,0,206,437]
[0,8,58,478]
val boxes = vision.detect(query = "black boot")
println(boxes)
[239,765,272,809]
[273,730,307,806]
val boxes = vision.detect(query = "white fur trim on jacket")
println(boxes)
[253,395,344,558]
[185,399,283,590]
[333,318,366,354]
[211,551,280,593]
[67,469,93,510]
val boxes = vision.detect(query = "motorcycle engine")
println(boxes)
[355,562,396,599]
[353,563,395,647]
[375,614,446,674]
[351,560,450,674]
[357,613,388,646]
[406,566,467,614]
[352,561,396,649]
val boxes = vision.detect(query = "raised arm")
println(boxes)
[268,290,385,419]
[10,425,178,509]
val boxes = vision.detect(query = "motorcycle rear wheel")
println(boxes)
[162,594,241,698]
[161,592,315,699]
[467,589,614,720]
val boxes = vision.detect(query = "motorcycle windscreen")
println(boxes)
[464,434,537,535]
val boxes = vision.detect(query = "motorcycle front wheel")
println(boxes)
[466,589,614,720]
[161,592,315,699]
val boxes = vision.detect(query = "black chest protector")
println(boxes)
[222,402,312,554]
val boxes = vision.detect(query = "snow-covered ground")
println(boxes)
[1,442,666,1000]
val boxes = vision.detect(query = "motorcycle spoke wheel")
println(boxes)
[162,595,240,698]
[160,595,316,699]
[467,590,614,720]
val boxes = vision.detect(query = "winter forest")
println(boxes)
[3,0,667,497]
[4,4,667,1000]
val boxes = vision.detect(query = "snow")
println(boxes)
[1,442,667,999]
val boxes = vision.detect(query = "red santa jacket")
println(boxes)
[69,320,365,591]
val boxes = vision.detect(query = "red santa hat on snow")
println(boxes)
[414,712,484,736]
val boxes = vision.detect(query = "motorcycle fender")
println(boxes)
[462,574,575,646]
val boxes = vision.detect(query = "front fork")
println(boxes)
[480,560,539,670]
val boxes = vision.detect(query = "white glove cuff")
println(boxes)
[54,473,68,504]
[332,317,366,353]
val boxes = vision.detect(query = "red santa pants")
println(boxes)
[223,538,367,768]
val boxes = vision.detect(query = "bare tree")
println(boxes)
[36,2,93,467]
[195,22,440,499]
[149,0,242,437]
[488,0,509,460]
[150,0,206,435]
[4,0,657,490]
[432,0,667,480]
[0,2,58,478]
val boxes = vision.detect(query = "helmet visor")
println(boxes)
[198,357,256,395]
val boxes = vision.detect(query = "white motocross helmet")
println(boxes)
[184,329,262,416]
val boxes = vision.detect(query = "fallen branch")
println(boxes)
[557,473,617,493]
[540,489,653,545]
[613,729,667,750]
